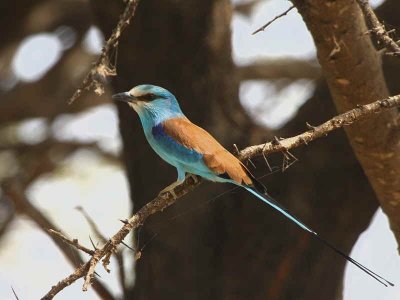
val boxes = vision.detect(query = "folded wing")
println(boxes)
[162,117,252,185]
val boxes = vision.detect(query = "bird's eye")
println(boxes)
[140,93,156,101]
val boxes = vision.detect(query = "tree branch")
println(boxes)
[252,5,295,35]
[239,95,400,160]
[236,58,320,81]
[41,94,400,299]
[2,181,115,300]
[67,0,140,104]
[356,0,400,56]
[48,229,95,256]
[292,0,400,250]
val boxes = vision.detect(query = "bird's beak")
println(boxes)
[112,92,135,102]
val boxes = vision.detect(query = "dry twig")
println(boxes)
[42,94,400,299]
[356,0,400,56]
[2,182,115,300]
[76,206,128,296]
[48,229,95,256]
[67,0,140,104]
[252,6,295,35]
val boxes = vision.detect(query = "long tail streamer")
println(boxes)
[244,186,394,287]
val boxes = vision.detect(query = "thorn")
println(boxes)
[119,219,129,224]
[247,158,256,169]
[262,152,273,172]
[379,99,390,107]
[285,149,298,162]
[140,234,158,252]
[261,142,273,172]
[121,240,136,252]
[94,271,101,278]
[300,137,308,145]
[11,286,20,300]
[89,236,98,250]
[233,144,240,156]
[306,122,316,130]
[271,136,281,146]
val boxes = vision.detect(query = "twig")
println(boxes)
[76,206,108,243]
[11,286,20,300]
[41,94,400,299]
[67,0,140,104]
[2,182,115,300]
[76,206,127,295]
[252,6,295,35]
[356,0,400,56]
[48,229,95,256]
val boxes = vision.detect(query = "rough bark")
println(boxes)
[292,0,400,246]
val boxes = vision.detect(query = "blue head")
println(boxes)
[113,84,184,131]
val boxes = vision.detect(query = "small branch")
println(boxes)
[76,206,108,243]
[237,58,320,81]
[252,6,295,35]
[41,94,400,299]
[356,0,400,56]
[76,206,127,296]
[67,0,140,104]
[2,182,115,300]
[48,229,95,256]
[42,264,89,300]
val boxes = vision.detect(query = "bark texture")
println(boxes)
[292,0,400,246]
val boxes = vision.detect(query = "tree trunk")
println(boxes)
[292,0,400,246]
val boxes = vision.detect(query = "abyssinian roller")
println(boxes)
[113,84,393,287]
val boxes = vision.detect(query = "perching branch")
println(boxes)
[42,94,400,299]
[67,0,140,104]
[356,0,400,56]
[239,95,400,160]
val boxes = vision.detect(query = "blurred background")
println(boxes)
[0,0,399,299]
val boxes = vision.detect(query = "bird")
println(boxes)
[113,84,393,287]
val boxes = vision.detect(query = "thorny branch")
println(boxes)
[42,94,400,299]
[48,229,95,256]
[67,0,140,104]
[2,182,115,300]
[356,0,400,56]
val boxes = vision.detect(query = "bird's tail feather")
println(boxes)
[243,185,394,287]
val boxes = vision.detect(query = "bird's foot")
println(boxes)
[159,180,182,199]
[186,173,199,184]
